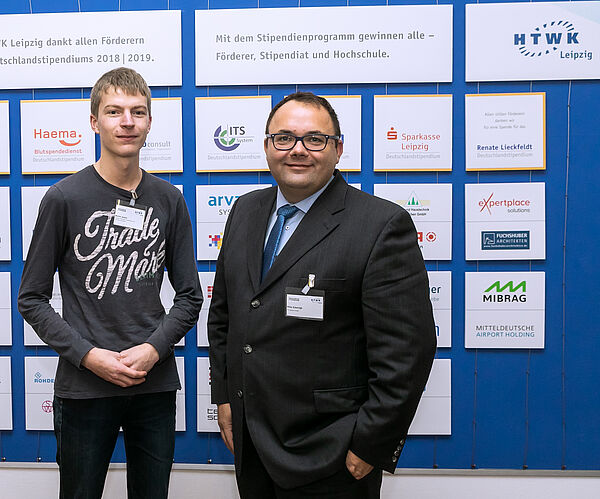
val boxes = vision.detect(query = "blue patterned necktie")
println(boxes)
[262,204,299,281]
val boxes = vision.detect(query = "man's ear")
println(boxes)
[335,138,344,164]
[90,114,99,134]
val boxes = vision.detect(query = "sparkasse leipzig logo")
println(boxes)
[514,20,592,61]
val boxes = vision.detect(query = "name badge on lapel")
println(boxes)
[285,285,324,321]
[113,199,147,230]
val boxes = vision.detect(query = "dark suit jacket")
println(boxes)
[208,171,436,488]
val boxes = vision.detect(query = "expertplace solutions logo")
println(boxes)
[514,20,593,61]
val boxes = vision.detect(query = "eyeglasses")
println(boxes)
[266,133,341,151]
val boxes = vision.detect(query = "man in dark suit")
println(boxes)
[208,92,436,498]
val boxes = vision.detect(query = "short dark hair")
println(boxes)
[90,67,151,117]
[265,92,341,137]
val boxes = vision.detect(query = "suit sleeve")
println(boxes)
[350,208,437,473]
[207,200,238,405]
[146,193,203,361]
[18,186,95,367]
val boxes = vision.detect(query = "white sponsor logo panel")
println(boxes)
[0,187,11,260]
[141,98,183,173]
[374,95,452,171]
[175,357,186,432]
[197,357,219,432]
[196,184,271,260]
[195,97,271,172]
[321,96,361,171]
[466,2,600,81]
[428,271,451,348]
[0,102,9,174]
[0,273,11,346]
[0,357,12,430]
[465,272,545,349]
[465,93,546,171]
[20,100,95,174]
[374,184,452,260]
[409,359,451,435]
[465,182,545,260]
[25,356,58,430]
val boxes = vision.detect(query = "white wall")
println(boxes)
[1,464,599,499]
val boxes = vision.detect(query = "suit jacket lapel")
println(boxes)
[258,173,348,292]
[246,187,277,293]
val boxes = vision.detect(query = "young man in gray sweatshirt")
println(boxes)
[18,67,202,499]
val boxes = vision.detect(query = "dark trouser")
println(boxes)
[236,421,383,499]
[53,391,176,499]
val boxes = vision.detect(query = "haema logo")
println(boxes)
[33,128,82,146]
[483,280,527,303]
[208,234,222,249]
[213,125,245,152]
[41,400,53,413]
[514,20,584,58]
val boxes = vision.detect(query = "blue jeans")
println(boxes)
[53,391,176,499]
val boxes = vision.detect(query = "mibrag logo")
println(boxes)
[33,128,82,146]
[483,280,527,303]
[514,20,592,60]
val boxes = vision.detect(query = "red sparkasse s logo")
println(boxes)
[33,128,82,146]
[479,192,531,215]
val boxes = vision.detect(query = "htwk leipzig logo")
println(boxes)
[513,20,591,61]
[213,125,248,152]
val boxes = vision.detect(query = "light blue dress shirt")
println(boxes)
[263,176,335,256]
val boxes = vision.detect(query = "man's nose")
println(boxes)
[290,137,308,154]
[120,110,134,126]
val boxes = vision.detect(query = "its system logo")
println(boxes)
[208,233,223,249]
[513,20,591,60]
[483,280,527,303]
[213,125,246,152]
[33,128,82,146]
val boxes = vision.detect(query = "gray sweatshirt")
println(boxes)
[18,165,203,398]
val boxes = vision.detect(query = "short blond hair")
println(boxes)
[90,67,151,117]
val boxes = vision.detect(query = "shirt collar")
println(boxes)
[275,175,335,214]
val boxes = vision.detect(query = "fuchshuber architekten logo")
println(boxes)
[514,20,592,61]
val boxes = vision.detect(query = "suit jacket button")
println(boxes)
[399,439,405,446]
[243,344,253,354]
[392,456,398,463]
[394,449,400,457]
[251,299,261,308]
[237,390,243,398]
